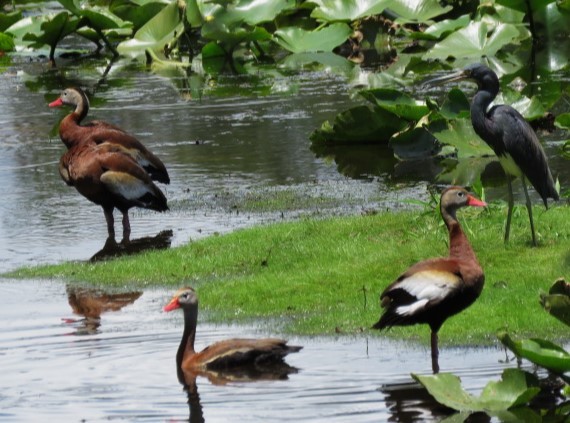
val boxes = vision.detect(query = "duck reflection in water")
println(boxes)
[90,229,173,262]
[63,285,142,335]
[164,287,302,422]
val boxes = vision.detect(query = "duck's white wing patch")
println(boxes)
[394,270,461,316]
[101,171,150,200]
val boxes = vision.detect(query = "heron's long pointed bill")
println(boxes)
[163,297,180,312]
[424,69,470,87]
[467,196,487,207]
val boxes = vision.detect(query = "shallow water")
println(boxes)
[1,280,525,422]
[0,54,568,421]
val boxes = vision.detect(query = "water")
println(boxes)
[0,280,523,422]
[0,57,567,421]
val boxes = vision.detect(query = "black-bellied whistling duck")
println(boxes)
[48,88,169,242]
[373,186,486,373]
[49,87,169,184]
[163,287,302,379]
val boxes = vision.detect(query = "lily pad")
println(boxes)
[58,0,130,31]
[390,125,440,160]
[360,88,429,120]
[310,0,394,22]
[387,0,453,23]
[495,0,557,13]
[232,0,295,25]
[117,0,184,55]
[438,87,471,120]
[412,369,540,412]
[111,0,169,31]
[0,11,22,33]
[428,118,494,159]
[554,112,570,130]
[540,279,570,327]
[495,90,546,121]
[310,105,406,145]
[498,331,570,374]
[274,23,352,53]
[423,21,525,60]
[410,14,470,40]
[22,12,81,57]
[0,32,14,52]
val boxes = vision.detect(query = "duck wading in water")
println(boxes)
[373,187,486,373]
[49,88,169,242]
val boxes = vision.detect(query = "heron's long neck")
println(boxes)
[470,90,497,146]
[442,209,477,262]
[177,306,198,367]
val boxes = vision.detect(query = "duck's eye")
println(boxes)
[457,191,465,197]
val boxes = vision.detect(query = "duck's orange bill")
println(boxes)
[467,196,487,207]
[163,298,180,312]
[48,98,63,108]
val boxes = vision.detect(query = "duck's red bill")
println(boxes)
[163,298,180,312]
[48,98,63,108]
[467,196,487,207]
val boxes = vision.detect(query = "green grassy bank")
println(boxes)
[5,203,569,346]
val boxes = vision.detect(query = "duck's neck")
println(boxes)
[176,306,198,368]
[59,98,89,149]
[442,209,477,263]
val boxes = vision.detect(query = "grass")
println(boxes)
[4,202,570,347]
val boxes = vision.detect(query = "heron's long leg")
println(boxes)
[521,177,537,246]
[431,331,440,374]
[504,177,514,244]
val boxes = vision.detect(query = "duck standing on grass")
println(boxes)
[373,187,486,373]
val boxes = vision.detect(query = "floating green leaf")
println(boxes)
[495,0,557,13]
[117,0,183,55]
[495,90,546,121]
[387,0,452,23]
[438,88,471,120]
[59,0,130,31]
[310,0,394,22]
[360,88,429,120]
[0,11,22,32]
[423,21,524,60]
[390,126,440,160]
[412,369,540,412]
[0,32,14,52]
[22,12,81,60]
[111,0,169,32]
[310,105,406,145]
[498,331,570,374]
[232,0,295,25]
[410,14,470,40]
[555,113,570,130]
[274,23,352,53]
[429,118,494,159]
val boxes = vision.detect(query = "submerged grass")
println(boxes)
[5,202,570,347]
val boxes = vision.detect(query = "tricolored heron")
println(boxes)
[426,63,559,246]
